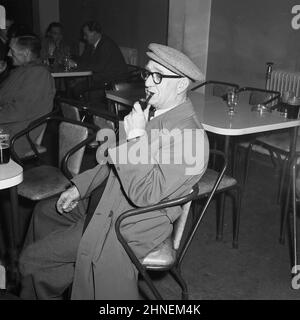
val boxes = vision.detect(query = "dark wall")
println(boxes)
[207,0,300,88]
[60,0,169,65]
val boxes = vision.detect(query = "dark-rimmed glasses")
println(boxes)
[140,69,183,84]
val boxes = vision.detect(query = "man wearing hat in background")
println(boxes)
[19,43,209,299]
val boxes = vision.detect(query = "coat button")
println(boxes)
[109,210,113,217]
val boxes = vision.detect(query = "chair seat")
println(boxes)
[239,132,300,159]
[197,168,237,195]
[18,165,70,201]
[142,238,176,270]
[239,141,274,156]
[23,145,47,158]
[256,132,300,153]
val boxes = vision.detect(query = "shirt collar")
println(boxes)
[152,106,174,118]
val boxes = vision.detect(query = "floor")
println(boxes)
[0,124,300,300]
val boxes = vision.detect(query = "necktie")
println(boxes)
[148,106,156,121]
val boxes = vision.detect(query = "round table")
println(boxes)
[0,160,23,265]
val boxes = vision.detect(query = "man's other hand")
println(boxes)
[56,185,80,214]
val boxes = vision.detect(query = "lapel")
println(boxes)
[145,98,197,133]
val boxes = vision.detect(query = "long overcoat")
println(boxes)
[71,99,209,299]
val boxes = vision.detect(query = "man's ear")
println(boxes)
[177,77,190,94]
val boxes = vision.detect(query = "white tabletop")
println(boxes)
[0,159,23,190]
[51,70,92,78]
[189,91,300,136]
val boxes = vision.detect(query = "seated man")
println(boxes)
[19,43,209,300]
[0,35,56,156]
[68,20,127,103]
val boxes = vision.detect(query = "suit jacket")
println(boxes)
[78,34,127,86]
[70,98,209,299]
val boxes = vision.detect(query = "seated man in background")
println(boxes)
[68,20,127,105]
[19,43,209,300]
[0,35,56,156]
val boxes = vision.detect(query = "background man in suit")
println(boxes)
[19,43,209,299]
[68,20,127,105]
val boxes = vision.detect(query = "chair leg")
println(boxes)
[232,140,238,177]
[292,160,298,273]
[212,138,218,169]
[232,186,242,249]
[216,193,226,241]
[242,143,253,187]
[278,158,288,204]
[169,267,189,300]
[279,172,292,245]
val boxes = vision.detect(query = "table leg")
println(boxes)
[7,186,21,287]
[292,159,298,275]
[9,186,20,248]
[217,136,230,241]
[86,76,92,101]
[280,126,299,245]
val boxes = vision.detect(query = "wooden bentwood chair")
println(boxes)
[115,150,242,300]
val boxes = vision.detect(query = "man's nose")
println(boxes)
[145,74,153,87]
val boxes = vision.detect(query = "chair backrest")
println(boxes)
[59,122,88,176]
[249,91,273,106]
[93,115,115,131]
[120,46,138,65]
[238,87,280,107]
[191,80,239,99]
[34,124,47,146]
[109,80,145,117]
[60,101,81,121]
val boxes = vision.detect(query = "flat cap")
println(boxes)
[146,43,204,82]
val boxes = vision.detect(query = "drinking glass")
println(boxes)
[0,132,10,164]
[48,54,55,67]
[63,55,71,71]
[227,90,239,115]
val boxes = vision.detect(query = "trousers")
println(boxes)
[19,197,86,300]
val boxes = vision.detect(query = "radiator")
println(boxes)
[266,70,300,97]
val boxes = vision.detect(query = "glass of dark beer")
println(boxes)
[0,133,10,164]
[48,55,55,67]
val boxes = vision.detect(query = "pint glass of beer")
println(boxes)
[0,132,10,164]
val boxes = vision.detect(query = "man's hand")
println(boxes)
[56,185,80,214]
[124,101,147,140]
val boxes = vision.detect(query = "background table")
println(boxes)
[51,68,93,100]
[51,70,92,78]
